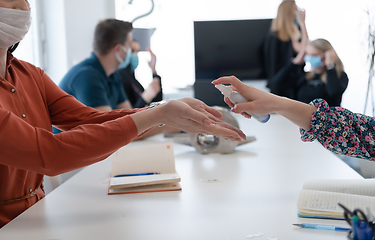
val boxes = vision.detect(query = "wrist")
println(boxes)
[130,102,166,134]
[326,63,335,70]
[152,72,161,80]
[274,96,290,115]
[148,102,166,127]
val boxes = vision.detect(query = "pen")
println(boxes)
[114,172,160,178]
[293,223,351,232]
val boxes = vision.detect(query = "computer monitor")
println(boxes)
[193,19,272,106]
[194,18,272,81]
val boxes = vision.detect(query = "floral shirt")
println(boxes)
[300,99,375,161]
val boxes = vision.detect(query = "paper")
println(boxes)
[110,142,176,177]
[303,178,375,197]
[109,173,180,189]
[108,142,181,194]
[297,189,375,213]
[108,182,181,194]
[297,178,375,219]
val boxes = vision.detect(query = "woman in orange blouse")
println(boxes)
[0,0,245,228]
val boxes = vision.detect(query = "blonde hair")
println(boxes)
[306,38,344,83]
[271,0,301,42]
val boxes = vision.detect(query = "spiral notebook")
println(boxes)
[297,178,375,219]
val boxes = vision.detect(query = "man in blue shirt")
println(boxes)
[59,19,133,112]
[59,53,130,111]
[55,19,180,137]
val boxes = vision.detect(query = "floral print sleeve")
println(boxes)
[300,99,375,161]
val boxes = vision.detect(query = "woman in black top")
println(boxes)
[264,0,309,99]
[296,38,348,106]
[117,40,163,108]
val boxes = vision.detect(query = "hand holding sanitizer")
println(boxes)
[215,84,270,123]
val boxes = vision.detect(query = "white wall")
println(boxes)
[38,0,116,83]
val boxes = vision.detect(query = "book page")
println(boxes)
[303,178,375,197]
[297,189,375,214]
[109,173,180,189]
[108,182,181,195]
[110,142,176,177]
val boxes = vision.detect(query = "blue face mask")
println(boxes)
[304,55,323,70]
[129,53,139,72]
[117,45,132,70]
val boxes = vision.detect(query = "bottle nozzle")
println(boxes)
[215,84,232,97]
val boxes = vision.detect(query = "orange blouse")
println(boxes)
[0,52,142,228]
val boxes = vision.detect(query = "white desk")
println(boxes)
[0,114,362,240]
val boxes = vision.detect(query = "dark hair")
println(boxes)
[8,42,20,53]
[93,19,133,56]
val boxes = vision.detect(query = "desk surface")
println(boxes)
[0,114,362,240]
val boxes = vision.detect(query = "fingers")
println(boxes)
[203,105,223,119]
[216,121,246,140]
[186,106,213,126]
[224,97,234,108]
[232,102,254,114]
[172,98,245,141]
[211,76,247,92]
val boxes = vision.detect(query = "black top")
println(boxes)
[117,66,163,108]
[296,69,349,107]
[263,31,305,99]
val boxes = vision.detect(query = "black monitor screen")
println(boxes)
[194,19,272,81]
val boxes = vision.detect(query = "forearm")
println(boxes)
[299,22,309,46]
[275,96,317,131]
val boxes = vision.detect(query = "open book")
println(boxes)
[108,142,181,195]
[297,178,375,219]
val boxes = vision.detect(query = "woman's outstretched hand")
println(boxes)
[130,96,246,142]
[161,98,246,142]
[212,76,279,119]
[211,76,318,131]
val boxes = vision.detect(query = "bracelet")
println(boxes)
[152,73,161,81]
[148,102,165,127]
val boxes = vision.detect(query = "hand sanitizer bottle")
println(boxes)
[215,84,270,123]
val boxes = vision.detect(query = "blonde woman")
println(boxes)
[296,39,348,106]
[264,0,309,99]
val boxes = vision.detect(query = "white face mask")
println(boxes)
[115,45,132,68]
[0,7,32,50]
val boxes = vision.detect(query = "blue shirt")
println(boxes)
[59,52,127,110]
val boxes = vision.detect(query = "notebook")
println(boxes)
[297,178,375,219]
[108,142,182,195]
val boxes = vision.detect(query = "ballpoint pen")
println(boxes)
[114,172,160,178]
[293,223,351,232]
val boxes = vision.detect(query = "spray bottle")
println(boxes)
[215,84,270,123]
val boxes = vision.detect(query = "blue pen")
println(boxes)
[293,223,351,232]
[114,172,160,178]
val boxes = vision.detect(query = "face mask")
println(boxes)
[304,55,323,70]
[116,45,132,69]
[129,53,139,72]
[0,7,32,49]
